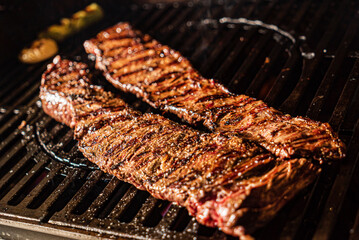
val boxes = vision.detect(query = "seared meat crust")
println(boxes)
[84,22,345,161]
[40,56,319,237]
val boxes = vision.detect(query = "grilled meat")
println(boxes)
[40,56,320,237]
[84,22,345,161]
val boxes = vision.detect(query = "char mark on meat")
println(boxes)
[40,56,320,237]
[84,22,345,161]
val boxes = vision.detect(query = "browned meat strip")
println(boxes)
[40,56,320,237]
[84,22,345,161]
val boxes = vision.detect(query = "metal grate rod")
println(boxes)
[329,59,359,130]
[281,0,350,114]
[306,17,358,120]
[313,120,359,239]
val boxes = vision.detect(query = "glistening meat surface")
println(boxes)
[84,22,345,161]
[40,56,320,237]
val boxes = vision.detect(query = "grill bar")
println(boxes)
[0,136,28,177]
[0,66,45,107]
[18,162,63,209]
[132,196,158,224]
[170,8,207,50]
[306,17,358,120]
[184,217,199,234]
[81,177,122,220]
[330,59,359,130]
[150,7,181,34]
[2,159,48,205]
[0,148,38,200]
[313,121,359,239]
[245,41,285,97]
[143,6,172,32]
[177,7,223,57]
[57,170,104,216]
[0,65,29,95]
[82,178,124,219]
[285,8,358,238]
[281,0,349,114]
[213,1,277,83]
[1,82,40,114]
[106,185,139,220]
[228,0,295,92]
[156,204,179,229]
[196,3,248,75]
[351,209,359,240]
[258,0,313,103]
[40,169,86,221]
[264,48,300,106]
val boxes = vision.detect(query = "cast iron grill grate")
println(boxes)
[0,0,358,239]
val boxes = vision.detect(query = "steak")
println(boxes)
[84,22,345,161]
[40,56,320,238]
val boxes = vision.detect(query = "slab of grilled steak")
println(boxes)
[40,56,320,238]
[84,22,345,161]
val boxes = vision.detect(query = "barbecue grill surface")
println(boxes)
[0,0,358,239]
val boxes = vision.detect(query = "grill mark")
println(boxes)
[151,151,198,184]
[99,38,139,51]
[163,145,217,186]
[207,105,241,123]
[154,73,191,88]
[152,76,190,93]
[100,129,137,158]
[135,131,197,171]
[157,89,197,104]
[129,150,155,174]
[147,132,201,183]
[291,135,334,146]
[105,43,144,58]
[110,55,162,75]
[87,105,127,117]
[148,71,182,85]
[102,36,154,54]
[167,81,188,90]
[207,99,258,124]
[196,94,230,103]
[110,54,159,72]
[112,59,182,81]
[104,43,141,56]
[108,44,157,61]
[166,168,200,189]
[133,149,164,173]
[108,139,142,168]
[114,68,147,79]
[239,158,277,181]
[210,96,254,113]
[246,103,270,119]
[158,59,184,68]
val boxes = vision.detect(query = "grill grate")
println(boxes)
[0,0,359,239]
